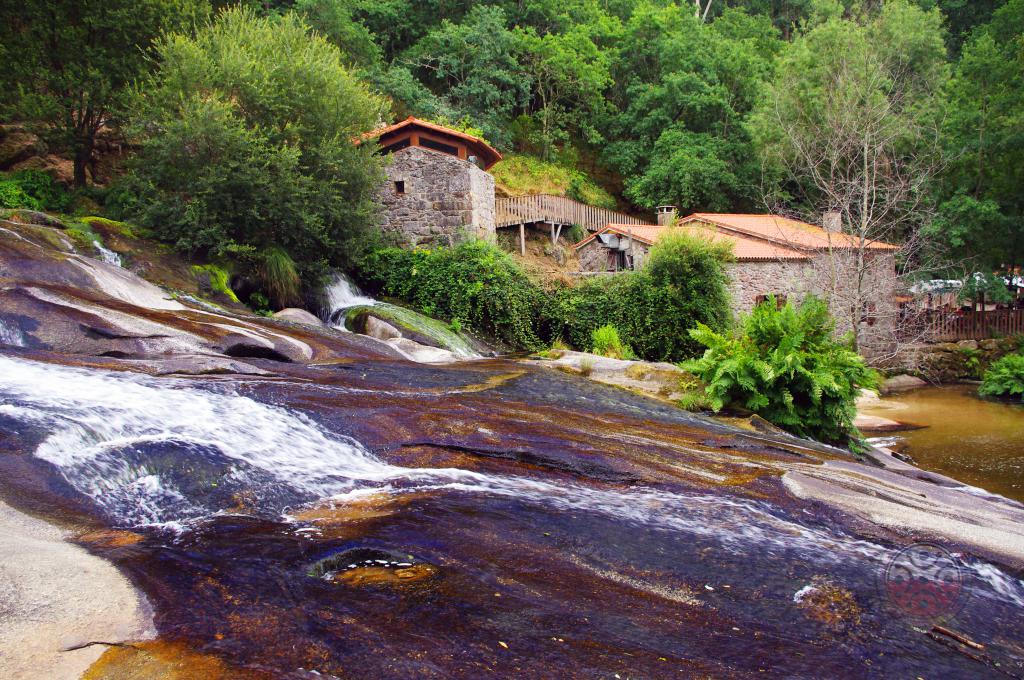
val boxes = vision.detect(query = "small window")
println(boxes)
[420,136,460,156]
[755,294,787,309]
[380,138,411,155]
[394,180,405,194]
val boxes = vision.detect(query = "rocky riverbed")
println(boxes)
[2,213,1024,678]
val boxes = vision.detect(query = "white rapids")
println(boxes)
[0,354,1021,606]
[323,272,376,324]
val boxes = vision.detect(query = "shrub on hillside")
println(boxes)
[683,297,880,447]
[121,7,386,306]
[978,353,1024,401]
[355,240,546,349]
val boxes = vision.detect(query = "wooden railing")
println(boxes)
[495,194,650,231]
[909,309,1024,341]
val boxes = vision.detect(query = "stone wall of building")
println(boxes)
[576,239,652,273]
[724,260,817,314]
[810,251,899,357]
[378,146,496,247]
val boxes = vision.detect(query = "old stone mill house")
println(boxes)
[360,117,901,346]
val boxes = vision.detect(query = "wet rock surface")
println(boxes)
[1,215,1024,678]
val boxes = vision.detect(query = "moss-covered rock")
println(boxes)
[344,304,482,357]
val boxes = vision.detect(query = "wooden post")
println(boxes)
[519,223,526,257]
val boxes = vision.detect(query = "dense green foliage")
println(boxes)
[0,170,71,211]
[355,240,547,349]
[4,0,1021,294]
[683,297,881,446]
[548,230,733,360]
[927,0,1024,273]
[979,353,1024,401]
[120,8,386,302]
[591,325,633,359]
[356,231,732,359]
[0,0,207,186]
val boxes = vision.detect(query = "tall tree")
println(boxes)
[403,6,529,146]
[604,4,781,212]
[752,0,949,351]
[0,0,208,186]
[125,7,387,298]
[927,0,1024,274]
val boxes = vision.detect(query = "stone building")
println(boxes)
[360,117,501,247]
[573,212,899,352]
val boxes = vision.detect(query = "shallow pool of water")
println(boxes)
[863,384,1024,502]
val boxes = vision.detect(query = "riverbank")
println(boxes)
[0,500,153,680]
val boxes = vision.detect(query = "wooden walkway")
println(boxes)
[496,194,649,231]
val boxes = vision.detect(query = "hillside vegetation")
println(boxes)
[2,0,1022,304]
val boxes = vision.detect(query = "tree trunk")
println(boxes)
[73,132,94,188]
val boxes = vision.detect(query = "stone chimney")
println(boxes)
[656,205,678,227]
[823,211,842,233]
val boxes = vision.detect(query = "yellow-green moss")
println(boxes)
[81,216,138,239]
[191,264,240,303]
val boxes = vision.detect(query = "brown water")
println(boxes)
[863,385,1024,502]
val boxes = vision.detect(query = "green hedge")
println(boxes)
[355,240,546,350]
[355,231,733,361]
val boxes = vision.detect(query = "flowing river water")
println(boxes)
[2,351,1024,677]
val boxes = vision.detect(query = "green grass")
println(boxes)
[591,324,634,360]
[492,154,617,210]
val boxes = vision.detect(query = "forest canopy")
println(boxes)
[2,0,1021,276]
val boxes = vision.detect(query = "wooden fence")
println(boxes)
[911,309,1024,341]
[495,194,650,231]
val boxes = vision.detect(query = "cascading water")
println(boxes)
[321,272,479,358]
[1,353,1022,609]
[94,242,123,267]
[322,272,376,325]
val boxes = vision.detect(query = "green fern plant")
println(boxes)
[978,354,1024,401]
[682,296,880,447]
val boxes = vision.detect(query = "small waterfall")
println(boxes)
[323,273,375,325]
[321,273,479,358]
[94,242,122,267]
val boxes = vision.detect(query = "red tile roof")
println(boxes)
[680,213,899,251]
[573,224,810,262]
[357,116,502,169]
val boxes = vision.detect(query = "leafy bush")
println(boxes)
[591,325,633,359]
[0,180,40,210]
[546,230,733,361]
[683,297,880,447]
[356,230,732,358]
[979,353,1024,401]
[123,7,386,305]
[0,170,69,211]
[355,239,546,349]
